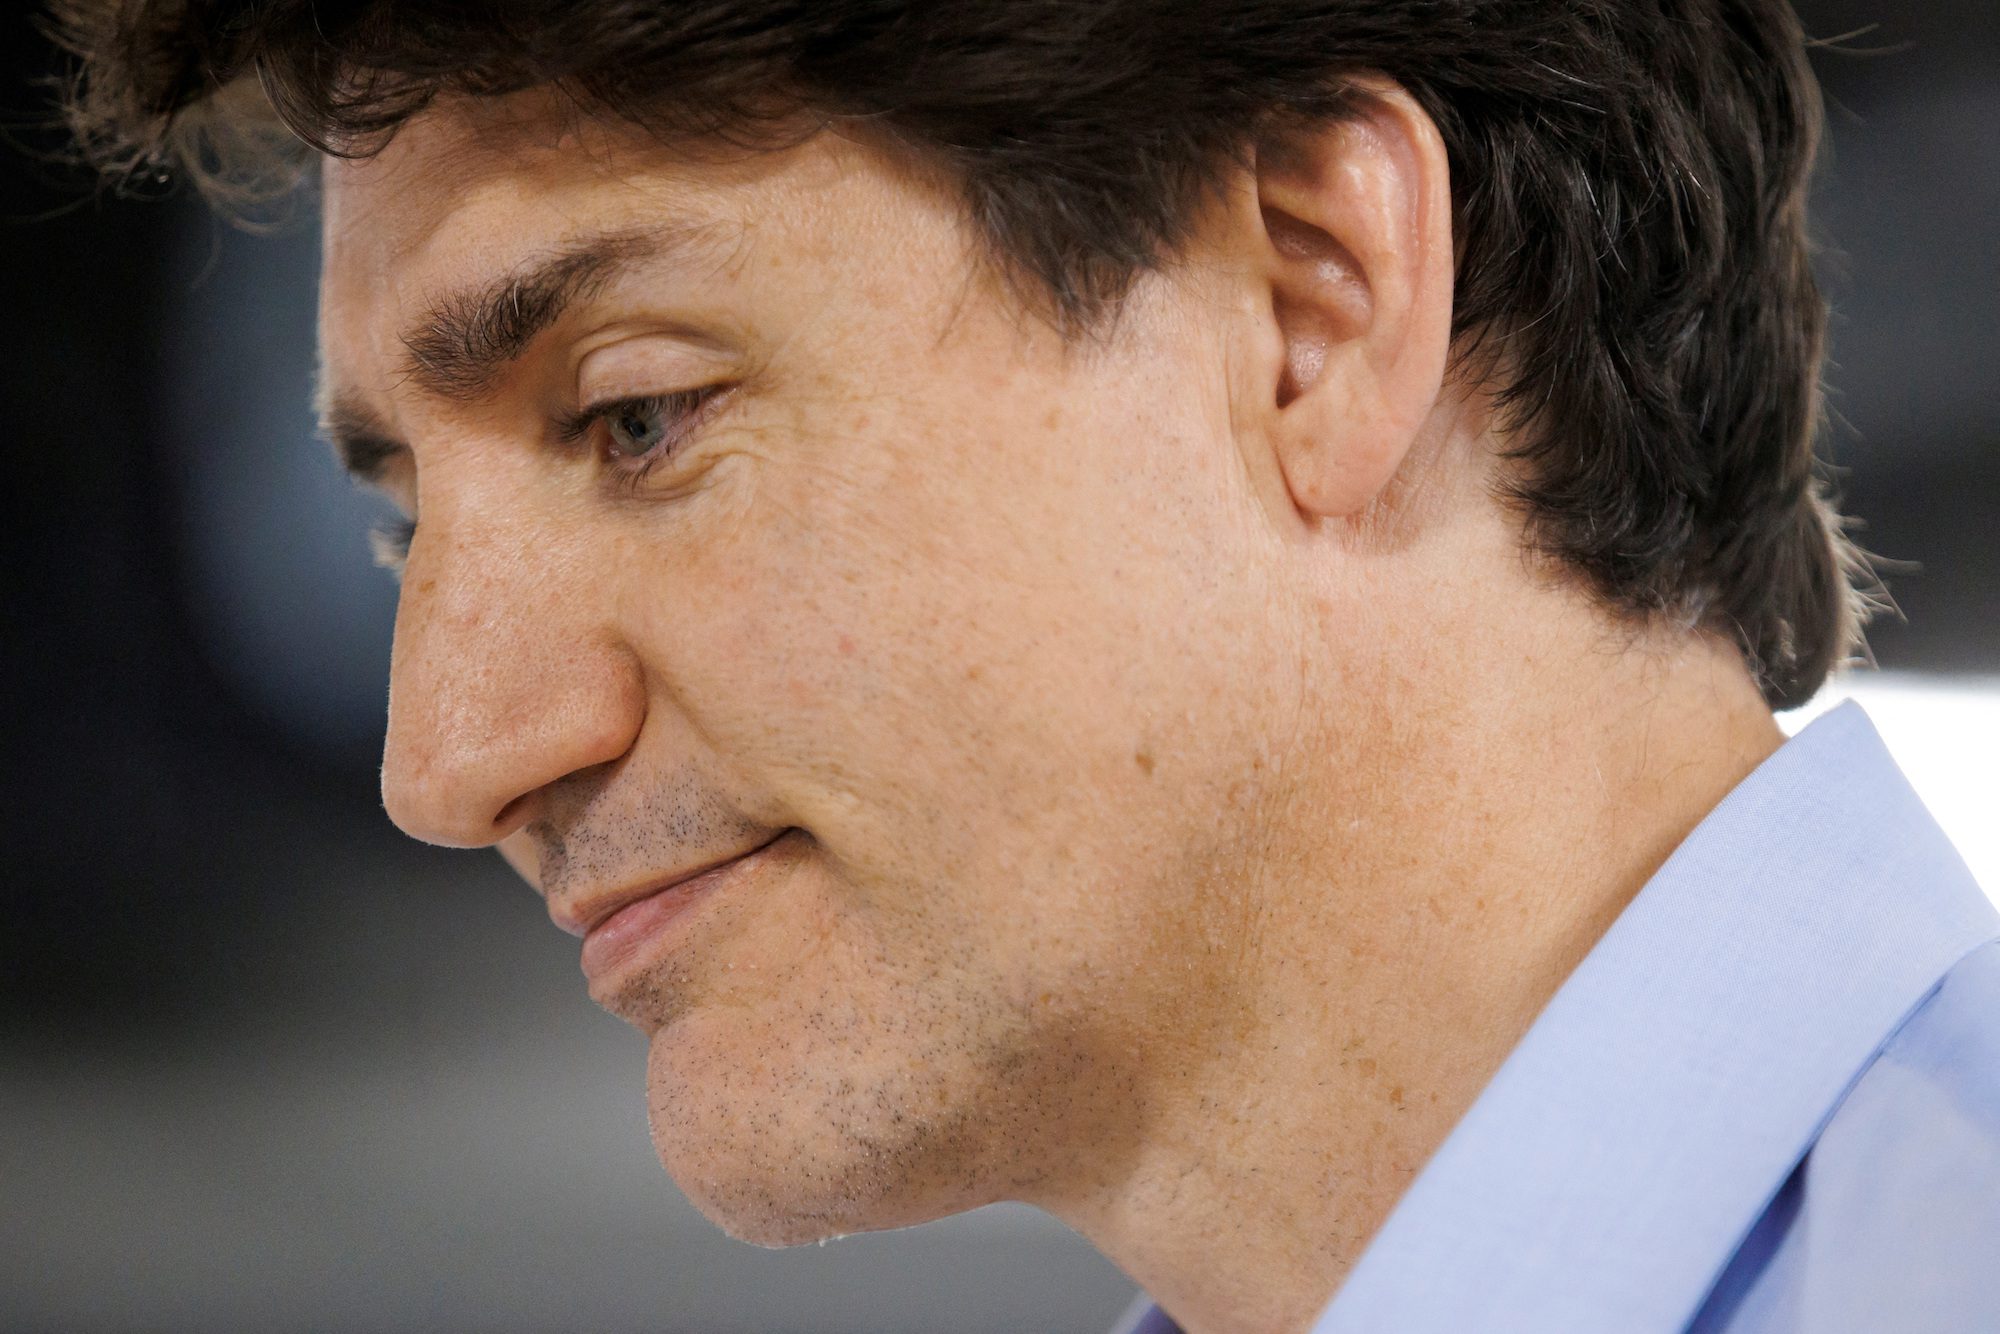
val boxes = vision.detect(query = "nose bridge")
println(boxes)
[380,494,644,848]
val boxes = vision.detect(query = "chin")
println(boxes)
[679,1176,873,1251]
[643,1022,1000,1249]
[647,1103,970,1249]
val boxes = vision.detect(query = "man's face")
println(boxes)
[319,93,1323,1243]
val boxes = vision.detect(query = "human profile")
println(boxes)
[44,2,2000,1331]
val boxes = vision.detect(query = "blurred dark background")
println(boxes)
[2,4,1994,1331]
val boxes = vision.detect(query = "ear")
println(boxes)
[1237,81,1455,521]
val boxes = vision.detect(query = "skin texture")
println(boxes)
[320,82,1784,1334]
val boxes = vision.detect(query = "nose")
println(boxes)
[379,506,645,848]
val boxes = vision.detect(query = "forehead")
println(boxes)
[325,88,761,257]
[315,91,836,378]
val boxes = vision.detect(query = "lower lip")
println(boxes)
[580,830,793,981]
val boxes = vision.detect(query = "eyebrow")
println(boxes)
[316,220,720,484]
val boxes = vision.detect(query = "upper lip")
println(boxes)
[548,828,790,938]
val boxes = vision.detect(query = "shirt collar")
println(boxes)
[1310,699,2000,1332]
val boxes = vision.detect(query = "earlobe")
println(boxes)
[1249,82,1455,523]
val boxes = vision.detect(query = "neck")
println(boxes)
[1027,573,1784,1334]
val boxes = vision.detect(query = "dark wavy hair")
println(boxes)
[44,0,1877,707]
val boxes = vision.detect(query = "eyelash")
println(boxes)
[366,386,723,578]
[554,386,718,489]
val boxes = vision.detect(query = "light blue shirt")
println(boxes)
[1111,700,2000,1334]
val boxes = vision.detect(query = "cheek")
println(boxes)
[617,327,1283,961]
[614,469,869,763]
[641,445,983,809]
[613,535,961,952]
[787,633,855,706]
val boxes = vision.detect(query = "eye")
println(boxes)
[556,387,721,489]
[605,400,670,459]
[364,387,724,581]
